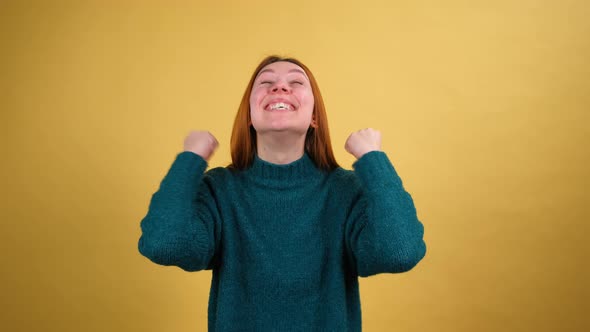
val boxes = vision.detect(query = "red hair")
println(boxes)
[229,55,339,171]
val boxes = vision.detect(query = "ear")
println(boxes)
[310,114,318,128]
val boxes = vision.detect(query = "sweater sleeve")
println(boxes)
[345,151,426,277]
[138,151,222,272]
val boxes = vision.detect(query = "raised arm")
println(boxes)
[344,129,426,277]
[138,131,222,271]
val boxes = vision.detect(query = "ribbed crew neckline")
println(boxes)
[247,152,321,181]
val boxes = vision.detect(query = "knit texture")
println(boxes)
[138,150,426,331]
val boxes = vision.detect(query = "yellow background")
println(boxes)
[1,0,588,331]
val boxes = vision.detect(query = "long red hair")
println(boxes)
[229,55,339,171]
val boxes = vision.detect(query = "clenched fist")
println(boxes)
[344,128,382,159]
[183,130,219,161]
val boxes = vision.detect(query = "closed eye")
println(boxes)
[291,81,304,85]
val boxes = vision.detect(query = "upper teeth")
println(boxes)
[269,102,291,110]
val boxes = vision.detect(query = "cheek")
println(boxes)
[250,90,258,109]
[300,90,314,110]
[249,92,257,109]
[249,91,262,121]
[250,87,264,105]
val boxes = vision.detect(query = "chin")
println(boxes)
[257,127,308,135]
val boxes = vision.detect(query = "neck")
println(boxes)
[256,133,306,164]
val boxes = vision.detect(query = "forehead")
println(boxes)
[256,61,308,78]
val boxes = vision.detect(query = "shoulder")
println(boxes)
[203,165,236,183]
[327,167,363,192]
[330,166,357,181]
[195,166,238,199]
[324,168,365,213]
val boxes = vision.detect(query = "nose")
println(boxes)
[271,80,290,93]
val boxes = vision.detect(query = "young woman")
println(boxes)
[138,55,427,331]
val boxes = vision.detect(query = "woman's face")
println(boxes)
[249,61,315,136]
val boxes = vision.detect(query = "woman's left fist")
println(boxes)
[345,128,382,159]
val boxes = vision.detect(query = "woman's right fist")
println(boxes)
[183,130,219,161]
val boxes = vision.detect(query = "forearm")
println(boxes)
[138,151,216,271]
[351,151,427,276]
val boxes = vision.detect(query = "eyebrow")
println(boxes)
[256,68,309,79]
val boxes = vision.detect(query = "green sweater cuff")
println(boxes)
[161,151,209,194]
[352,150,403,191]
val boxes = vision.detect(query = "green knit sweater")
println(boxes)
[138,150,426,331]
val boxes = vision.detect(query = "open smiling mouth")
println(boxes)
[266,102,295,111]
